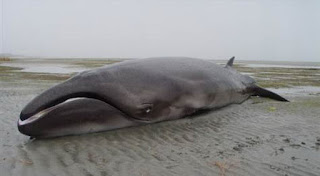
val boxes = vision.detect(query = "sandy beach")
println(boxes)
[1,59,320,176]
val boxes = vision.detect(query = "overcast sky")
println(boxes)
[1,0,320,61]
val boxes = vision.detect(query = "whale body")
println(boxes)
[18,57,288,138]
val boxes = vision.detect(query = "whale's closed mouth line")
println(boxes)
[18,98,91,125]
[18,97,129,126]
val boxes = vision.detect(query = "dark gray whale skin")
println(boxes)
[18,57,288,138]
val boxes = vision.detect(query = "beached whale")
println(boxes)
[18,57,288,138]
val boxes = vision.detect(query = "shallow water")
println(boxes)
[211,60,320,69]
[1,59,320,176]
[244,64,320,69]
[1,62,87,74]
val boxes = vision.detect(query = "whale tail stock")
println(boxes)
[250,86,289,102]
[224,56,289,102]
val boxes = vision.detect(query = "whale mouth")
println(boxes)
[18,97,138,138]
[19,96,151,129]
[18,98,89,126]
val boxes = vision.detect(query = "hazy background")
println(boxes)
[1,0,319,61]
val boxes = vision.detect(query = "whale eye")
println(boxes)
[138,103,153,115]
[145,107,152,113]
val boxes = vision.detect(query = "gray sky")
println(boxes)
[1,0,320,61]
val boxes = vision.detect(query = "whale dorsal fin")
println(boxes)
[225,56,235,67]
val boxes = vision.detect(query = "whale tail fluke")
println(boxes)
[252,86,289,102]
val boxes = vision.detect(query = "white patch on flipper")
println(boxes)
[65,98,85,103]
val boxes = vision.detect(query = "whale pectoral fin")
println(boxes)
[252,86,289,102]
[225,56,235,68]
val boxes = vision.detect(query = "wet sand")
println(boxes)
[1,59,320,176]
